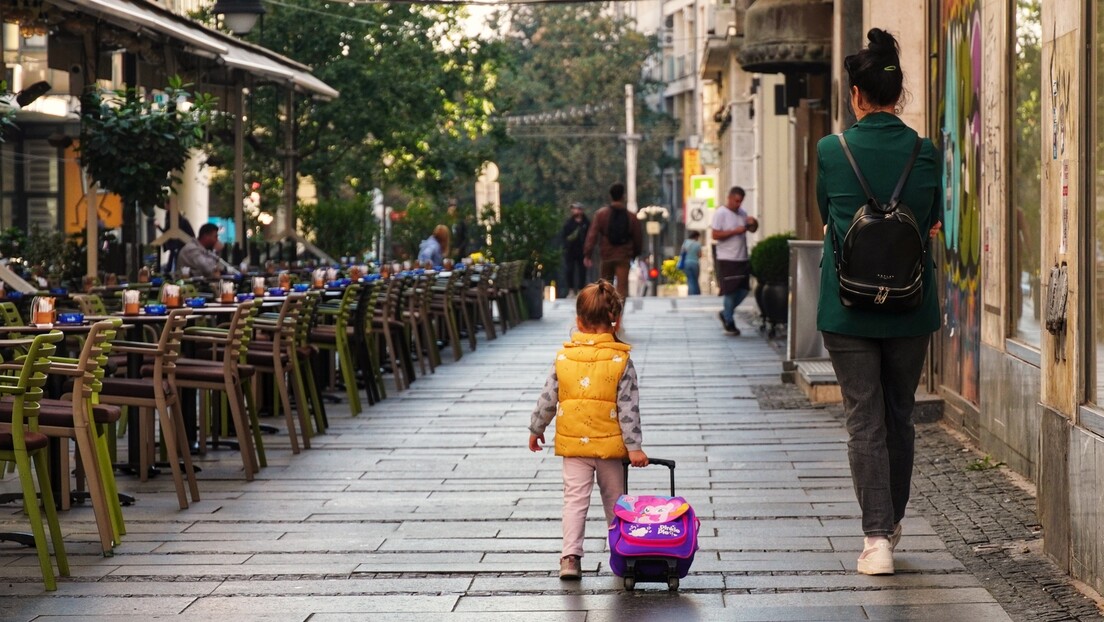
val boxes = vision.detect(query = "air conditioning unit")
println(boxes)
[662,29,674,46]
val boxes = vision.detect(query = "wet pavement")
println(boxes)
[1,295,1100,621]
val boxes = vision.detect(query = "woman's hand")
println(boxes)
[528,433,545,452]
[628,450,648,467]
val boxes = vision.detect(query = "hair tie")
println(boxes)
[884,65,897,71]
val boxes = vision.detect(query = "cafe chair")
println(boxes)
[0,331,68,590]
[248,294,310,452]
[310,284,362,416]
[98,309,199,510]
[1,320,126,555]
[173,304,258,480]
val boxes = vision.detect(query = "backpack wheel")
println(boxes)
[623,576,636,591]
[667,576,680,591]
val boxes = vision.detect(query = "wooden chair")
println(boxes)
[173,305,258,480]
[372,277,412,392]
[429,270,463,362]
[248,294,310,452]
[98,309,199,509]
[0,331,68,590]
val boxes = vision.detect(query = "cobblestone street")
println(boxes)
[1,296,1101,621]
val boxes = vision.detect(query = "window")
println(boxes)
[1009,0,1042,348]
[1093,0,1104,400]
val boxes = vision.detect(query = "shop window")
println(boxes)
[1093,0,1104,400]
[1010,0,1042,349]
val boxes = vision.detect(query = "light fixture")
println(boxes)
[212,0,266,36]
[16,81,51,107]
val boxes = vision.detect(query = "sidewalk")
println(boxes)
[0,296,1100,620]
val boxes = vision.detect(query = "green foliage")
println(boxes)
[79,76,215,212]
[661,257,685,285]
[0,226,27,259]
[749,232,796,284]
[0,81,17,142]
[390,200,447,261]
[299,195,380,260]
[220,0,504,201]
[21,225,83,286]
[965,455,1005,471]
[491,5,676,208]
[483,202,563,279]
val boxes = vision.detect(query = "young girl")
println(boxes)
[528,279,648,580]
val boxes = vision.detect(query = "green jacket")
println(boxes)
[816,112,941,338]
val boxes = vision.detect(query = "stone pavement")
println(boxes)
[0,296,1099,621]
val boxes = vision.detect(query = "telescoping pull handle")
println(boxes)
[622,458,676,496]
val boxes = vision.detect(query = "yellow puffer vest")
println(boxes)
[554,332,631,459]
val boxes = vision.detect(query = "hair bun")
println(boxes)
[866,28,900,58]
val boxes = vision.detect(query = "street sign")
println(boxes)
[686,198,712,231]
[689,174,717,210]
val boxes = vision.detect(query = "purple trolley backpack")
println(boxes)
[608,459,699,591]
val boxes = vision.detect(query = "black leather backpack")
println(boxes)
[829,135,925,311]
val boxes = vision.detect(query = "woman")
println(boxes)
[679,230,702,295]
[816,28,940,576]
[417,224,450,267]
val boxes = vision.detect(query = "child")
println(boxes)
[528,279,648,580]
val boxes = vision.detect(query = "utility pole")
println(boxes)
[622,84,641,213]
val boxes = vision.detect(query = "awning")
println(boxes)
[48,0,338,100]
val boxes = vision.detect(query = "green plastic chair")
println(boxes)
[0,331,68,590]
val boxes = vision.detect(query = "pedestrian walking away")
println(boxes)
[527,279,648,580]
[711,186,757,334]
[816,27,941,576]
[583,182,643,299]
[561,201,590,297]
[679,230,703,295]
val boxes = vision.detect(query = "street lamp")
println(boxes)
[212,0,266,36]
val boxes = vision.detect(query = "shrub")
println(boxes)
[749,232,796,283]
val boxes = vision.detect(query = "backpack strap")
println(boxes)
[829,134,925,272]
[837,134,923,211]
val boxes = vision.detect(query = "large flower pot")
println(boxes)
[761,281,789,325]
[522,278,544,320]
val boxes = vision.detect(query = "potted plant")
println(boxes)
[749,232,796,327]
[483,201,563,319]
[78,75,215,279]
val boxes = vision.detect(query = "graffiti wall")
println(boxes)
[937,0,982,404]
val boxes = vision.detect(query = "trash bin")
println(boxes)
[523,278,544,320]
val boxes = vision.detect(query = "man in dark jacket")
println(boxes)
[561,202,590,297]
[583,182,642,298]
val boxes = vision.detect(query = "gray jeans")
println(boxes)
[822,331,931,537]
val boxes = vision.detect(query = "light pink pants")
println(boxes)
[562,456,625,558]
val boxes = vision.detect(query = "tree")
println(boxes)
[79,76,215,214]
[206,0,504,212]
[299,196,380,261]
[491,5,676,209]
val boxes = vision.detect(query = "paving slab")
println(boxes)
[0,296,1090,620]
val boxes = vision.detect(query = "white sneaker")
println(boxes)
[857,538,894,575]
[888,523,902,551]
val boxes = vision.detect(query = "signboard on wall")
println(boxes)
[681,148,700,214]
[63,144,122,234]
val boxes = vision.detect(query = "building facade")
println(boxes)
[726,0,1102,597]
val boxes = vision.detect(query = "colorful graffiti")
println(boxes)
[938,0,982,404]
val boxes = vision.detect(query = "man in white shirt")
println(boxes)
[711,186,758,335]
[177,223,223,278]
